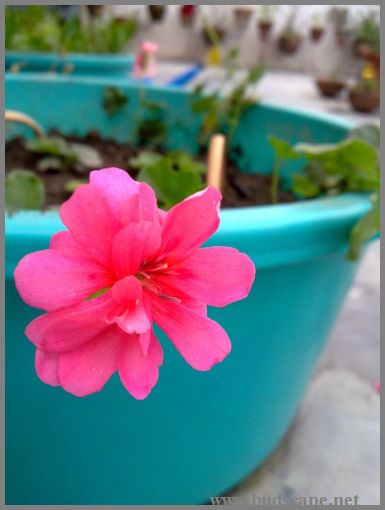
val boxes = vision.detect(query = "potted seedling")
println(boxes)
[328,6,350,48]
[352,11,380,59]
[309,14,325,43]
[5,68,380,505]
[257,5,276,41]
[5,5,137,76]
[180,5,197,26]
[148,4,166,22]
[233,5,253,30]
[277,8,302,55]
[349,70,380,113]
[315,73,346,98]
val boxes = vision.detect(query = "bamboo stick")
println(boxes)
[207,133,226,192]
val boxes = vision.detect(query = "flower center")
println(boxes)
[135,261,181,304]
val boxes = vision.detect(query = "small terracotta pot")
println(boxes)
[364,52,380,80]
[180,5,196,26]
[310,26,324,43]
[258,20,273,41]
[353,38,375,59]
[148,5,166,22]
[234,7,253,30]
[315,79,345,98]
[335,28,349,48]
[349,88,380,113]
[277,32,302,54]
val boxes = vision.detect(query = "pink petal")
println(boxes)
[58,326,124,397]
[60,183,121,267]
[120,182,159,225]
[153,299,231,371]
[119,333,163,399]
[160,187,222,262]
[112,221,162,279]
[107,277,152,335]
[35,349,60,386]
[50,231,91,259]
[90,168,139,221]
[14,249,113,312]
[156,247,255,307]
[25,295,113,353]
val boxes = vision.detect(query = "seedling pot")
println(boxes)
[349,88,380,113]
[315,79,346,98]
[5,51,134,77]
[5,74,373,505]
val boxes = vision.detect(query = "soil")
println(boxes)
[5,131,297,210]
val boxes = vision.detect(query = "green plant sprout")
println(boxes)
[191,61,265,145]
[5,5,137,54]
[5,169,45,212]
[269,124,380,260]
[129,150,206,210]
[103,87,129,116]
[26,135,103,172]
[135,93,168,149]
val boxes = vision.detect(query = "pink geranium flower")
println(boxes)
[14,168,255,399]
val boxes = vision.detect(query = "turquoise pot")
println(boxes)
[5,51,134,77]
[5,74,371,504]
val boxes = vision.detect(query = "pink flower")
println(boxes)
[14,168,255,399]
[133,40,158,79]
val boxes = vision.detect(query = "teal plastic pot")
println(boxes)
[5,51,134,77]
[5,74,372,504]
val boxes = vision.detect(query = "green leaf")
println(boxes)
[85,287,111,301]
[268,135,299,160]
[65,179,87,193]
[26,136,68,156]
[190,94,217,114]
[348,124,380,154]
[5,169,45,212]
[103,86,129,116]
[347,193,380,261]
[37,157,64,172]
[292,175,320,198]
[129,151,162,170]
[137,158,204,209]
[70,143,103,168]
[167,150,206,175]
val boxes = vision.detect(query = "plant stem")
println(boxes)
[271,159,280,204]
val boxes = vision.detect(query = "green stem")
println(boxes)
[271,159,280,204]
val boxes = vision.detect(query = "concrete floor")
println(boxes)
[231,241,380,505]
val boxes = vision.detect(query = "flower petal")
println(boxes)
[120,182,159,225]
[119,332,163,400]
[156,247,255,307]
[58,326,124,397]
[153,299,231,371]
[60,183,121,267]
[160,187,222,262]
[35,349,60,387]
[90,168,139,221]
[107,277,152,335]
[112,221,162,278]
[14,250,113,312]
[50,231,91,259]
[25,295,113,353]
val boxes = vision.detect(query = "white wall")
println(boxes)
[111,4,379,77]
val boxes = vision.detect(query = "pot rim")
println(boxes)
[5,51,134,67]
[5,74,374,273]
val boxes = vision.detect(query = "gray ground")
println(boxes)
[231,241,380,505]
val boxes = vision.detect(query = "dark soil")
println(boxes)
[5,131,297,209]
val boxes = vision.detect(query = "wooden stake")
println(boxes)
[5,110,46,138]
[207,133,226,192]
